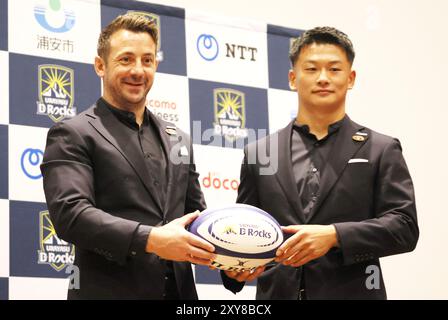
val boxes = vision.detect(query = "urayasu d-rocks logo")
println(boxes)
[37,210,75,271]
[214,88,248,142]
[36,64,76,122]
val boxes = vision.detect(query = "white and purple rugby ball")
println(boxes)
[188,204,283,271]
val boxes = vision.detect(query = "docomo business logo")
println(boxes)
[202,172,239,191]
[147,98,179,123]
[148,98,177,110]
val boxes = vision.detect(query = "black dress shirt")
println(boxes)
[101,98,168,200]
[291,116,346,299]
[291,116,346,218]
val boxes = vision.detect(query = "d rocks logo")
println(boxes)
[213,88,248,142]
[36,64,76,122]
[37,210,75,271]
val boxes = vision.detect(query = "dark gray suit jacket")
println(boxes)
[222,116,419,299]
[41,101,205,299]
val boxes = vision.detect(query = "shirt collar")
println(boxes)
[99,97,149,129]
[293,114,347,140]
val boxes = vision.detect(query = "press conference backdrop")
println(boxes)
[0,0,305,300]
[1,0,446,300]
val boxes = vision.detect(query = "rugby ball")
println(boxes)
[188,204,283,271]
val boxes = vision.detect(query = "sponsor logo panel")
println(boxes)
[8,125,48,202]
[9,53,100,128]
[146,73,190,133]
[186,12,268,87]
[10,200,74,278]
[9,0,100,63]
[189,79,269,149]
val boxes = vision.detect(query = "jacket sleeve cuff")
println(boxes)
[128,225,152,258]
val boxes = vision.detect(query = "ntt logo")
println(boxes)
[21,148,44,180]
[202,172,239,190]
[197,34,219,61]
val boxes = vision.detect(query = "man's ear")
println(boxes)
[348,70,356,90]
[94,56,105,78]
[288,69,297,91]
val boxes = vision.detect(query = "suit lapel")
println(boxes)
[307,116,368,222]
[274,121,306,223]
[87,103,164,214]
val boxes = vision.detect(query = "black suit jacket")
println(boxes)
[222,116,419,299]
[41,102,205,299]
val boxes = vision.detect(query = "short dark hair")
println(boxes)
[289,26,355,66]
[97,13,158,60]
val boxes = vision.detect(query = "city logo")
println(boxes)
[21,148,44,180]
[37,64,76,122]
[37,210,75,271]
[127,11,164,62]
[197,34,219,61]
[213,88,248,142]
[34,0,76,33]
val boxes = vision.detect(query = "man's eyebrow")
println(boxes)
[303,59,343,64]
[116,51,155,56]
